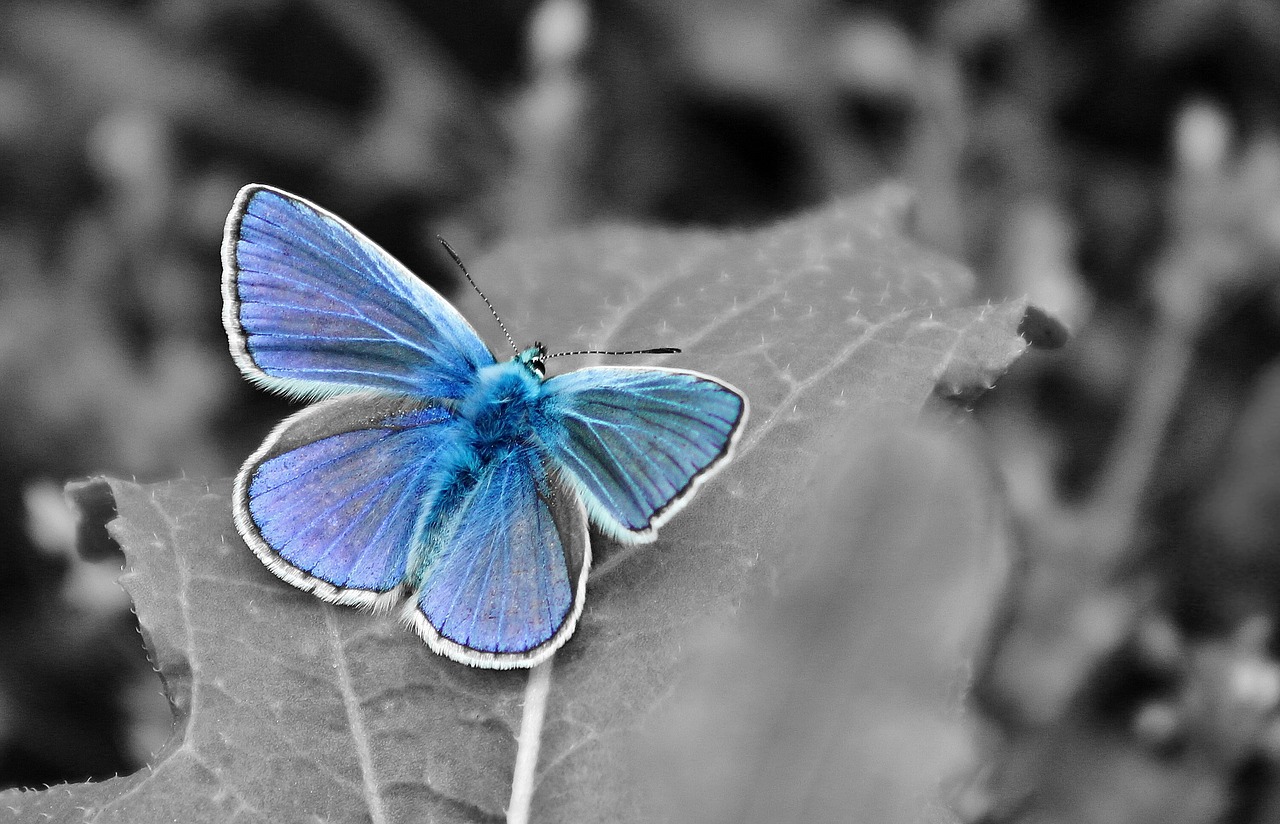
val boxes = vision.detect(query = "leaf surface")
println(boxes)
[644,421,1008,824]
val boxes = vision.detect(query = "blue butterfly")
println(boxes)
[221,185,748,668]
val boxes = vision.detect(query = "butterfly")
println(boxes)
[221,185,748,668]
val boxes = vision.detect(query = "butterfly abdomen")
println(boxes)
[405,363,548,591]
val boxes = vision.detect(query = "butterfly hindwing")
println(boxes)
[538,366,748,542]
[234,393,465,608]
[222,184,496,400]
[404,447,590,669]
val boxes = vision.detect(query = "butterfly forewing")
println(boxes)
[539,367,747,542]
[223,185,495,400]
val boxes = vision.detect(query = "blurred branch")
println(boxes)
[303,0,507,198]
[3,3,355,165]
[1083,100,1280,561]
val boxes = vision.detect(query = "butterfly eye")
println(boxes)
[515,344,546,378]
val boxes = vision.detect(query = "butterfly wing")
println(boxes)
[234,393,465,608]
[537,366,748,542]
[222,184,496,401]
[403,447,590,669]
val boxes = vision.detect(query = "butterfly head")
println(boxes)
[516,343,547,379]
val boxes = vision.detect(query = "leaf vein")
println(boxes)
[325,608,389,824]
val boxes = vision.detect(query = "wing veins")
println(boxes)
[463,465,508,648]
[260,364,429,383]
[251,430,400,496]
[241,211,409,299]
[292,466,411,570]
[565,410,694,490]
[569,393,737,429]
[438,467,499,644]
[273,459,417,554]
[238,296,366,325]
[342,465,424,587]
[238,263,427,336]
[237,268,440,358]
[562,420,656,521]
[569,406,712,457]
[573,391,741,464]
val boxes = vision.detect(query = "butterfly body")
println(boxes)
[223,184,747,668]
[406,349,550,583]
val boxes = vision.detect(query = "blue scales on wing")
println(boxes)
[222,184,495,400]
[234,394,464,604]
[405,446,590,667]
[537,367,747,542]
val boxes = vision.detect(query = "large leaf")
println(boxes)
[643,421,1009,824]
[1,186,1052,823]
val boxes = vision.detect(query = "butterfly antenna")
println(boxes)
[546,346,681,359]
[438,236,519,356]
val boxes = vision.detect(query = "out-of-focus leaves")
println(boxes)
[1,3,351,165]
[1190,359,1280,619]
[0,186,1048,822]
[0,2,502,203]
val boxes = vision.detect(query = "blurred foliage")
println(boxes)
[0,0,1279,821]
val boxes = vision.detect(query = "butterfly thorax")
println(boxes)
[459,356,545,459]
